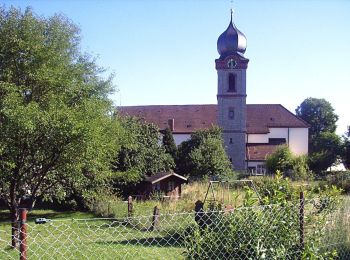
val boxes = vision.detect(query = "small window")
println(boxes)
[228,108,235,120]
[229,158,232,163]
[268,138,286,145]
[167,181,175,192]
[228,73,236,92]
[229,138,233,144]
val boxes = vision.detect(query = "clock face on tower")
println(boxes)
[227,59,237,69]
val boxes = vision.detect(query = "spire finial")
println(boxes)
[230,0,234,22]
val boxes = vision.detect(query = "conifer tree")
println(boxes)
[162,127,178,160]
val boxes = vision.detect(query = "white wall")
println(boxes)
[247,134,268,143]
[247,128,289,143]
[268,128,288,139]
[289,128,308,155]
[173,134,191,145]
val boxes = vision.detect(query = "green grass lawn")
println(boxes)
[0,209,193,259]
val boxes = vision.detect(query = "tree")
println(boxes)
[0,7,120,247]
[308,132,342,172]
[176,127,234,180]
[295,98,338,141]
[343,138,350,170]
[112,117,174,186]
[162,127,178,160]
[295,98,341,173]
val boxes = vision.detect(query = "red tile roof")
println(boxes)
[117,104,308,134]
[246,144,280,161]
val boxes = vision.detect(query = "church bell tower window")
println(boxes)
[228,107,235,120]
[228,73,236,92]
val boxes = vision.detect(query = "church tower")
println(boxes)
[216,11,249,171]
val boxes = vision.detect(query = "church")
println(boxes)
[118,12,309,173]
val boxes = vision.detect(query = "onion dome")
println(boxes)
[217,10,247,58]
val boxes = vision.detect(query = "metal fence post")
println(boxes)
[19,208,28,260]
[299,191,305,255]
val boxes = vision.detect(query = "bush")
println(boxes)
[325,171,350,193]
[265,145,312,180]
[184,173,342,259]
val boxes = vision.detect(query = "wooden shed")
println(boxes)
[141,171,187,200]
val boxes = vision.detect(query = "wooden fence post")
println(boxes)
[151,206,160,231]
[19,208,28,260]
[127,196,133,217]
[194,200,204,228]
[299,191,305,254]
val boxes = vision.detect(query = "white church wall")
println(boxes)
[173,134,191,146]
[247,134,268,143]
[289,128,308,155]
[268,128,289,139]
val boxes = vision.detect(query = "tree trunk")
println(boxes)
[10,206,19,248]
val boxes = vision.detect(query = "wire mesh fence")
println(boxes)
[1,196,350,259]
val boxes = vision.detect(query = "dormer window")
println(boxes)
[228,73,236,92]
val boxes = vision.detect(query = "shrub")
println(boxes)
[184,173,342,259]
[265,145,312,180]
[325,171,350,193]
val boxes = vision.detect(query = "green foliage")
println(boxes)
[265,145,294,173]
[296,98,342,174]
[112,116,174,185]
[326,171,350,193]
[265,146,312,180]
[342,135,350,170]
[0,7,120,214]
[295,97,338,140]
[308,131,342,172]
[176,127,234,180]
[185,173,343,259]
[162,127,177,160]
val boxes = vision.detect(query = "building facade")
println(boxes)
[118,12,309,173]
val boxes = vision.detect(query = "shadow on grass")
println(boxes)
[0,209,97,223]
[96,233,186,248]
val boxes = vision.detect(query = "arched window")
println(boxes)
[228,73,236,92]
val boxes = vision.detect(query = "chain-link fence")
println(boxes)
[1,196,349,259]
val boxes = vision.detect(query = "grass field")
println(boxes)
[0,210,193,259]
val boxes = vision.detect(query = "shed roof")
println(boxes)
[117,104,308,134]
[145,171,188,184]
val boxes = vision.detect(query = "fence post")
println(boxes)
[151,206,160,231]
[127,196,133,217]
[299,191,305,255]
[194,200,204,228]
[19,208,28,260]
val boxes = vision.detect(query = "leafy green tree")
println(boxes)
[189,137,234,179]
[296,98,342,173]
[342,128,350,170]
[112,116,174,185]
[0,7,120,246]
[176,127,234,180]
[295,98,338,141]
[308,132,342,172]
[162,127,178,160]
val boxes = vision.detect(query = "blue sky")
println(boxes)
[4,0,350,135]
